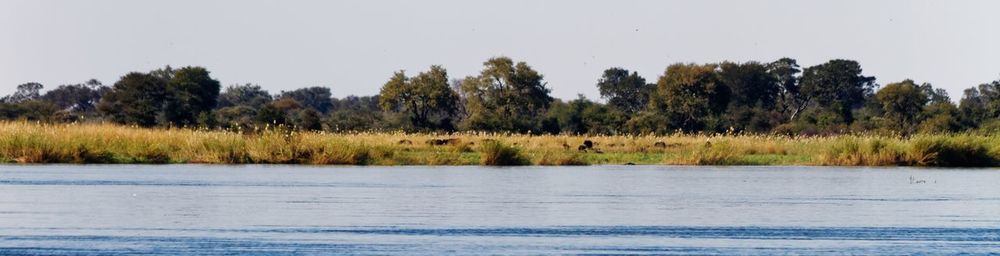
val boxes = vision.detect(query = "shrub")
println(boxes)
[908,136,995,167]
[479,141,530,166]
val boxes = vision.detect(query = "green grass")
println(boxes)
[0,121,998,167]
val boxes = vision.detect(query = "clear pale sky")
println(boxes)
[2,0,998,101]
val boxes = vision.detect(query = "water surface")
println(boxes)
[1,165,998,255]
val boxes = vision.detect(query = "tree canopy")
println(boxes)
[597,68,653,116]
[4,57,997,135]
[97,72,169,127]
[378,65,459,131]
[459,57,553,133]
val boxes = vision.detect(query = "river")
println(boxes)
[1,165,998,255]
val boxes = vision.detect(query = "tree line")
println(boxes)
[3,56,999,135]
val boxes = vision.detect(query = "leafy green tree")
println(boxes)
[214,84,272,129]
[42,79,109,113]
[270,97,302,112]
[254,103,287,126]
[278,87,333,113]
[767,58,804,121]
[216,106,257,129]
[197,111,218,128]
[959,87,988,128]
[798,59,876,125]
[378,66,459,131]
[0,100,59,121]
[919,100,960,133]
[921,83,951,105]
[624,111,672,134]
[218,83,272,109]
[718,61,781,132]
[149,65,176,81]
[544,95,625,135]
[957,80,1000,129]
[648,63,727,132]
[459,57,553,132]
[977,80,1000,119]
[163,66,221,126]
[328,95,385,131]
[2,82,44,103]
[875,80,929,133]
[294,108,323,131]
[596,68,653,116]
[97,72,169,127]
[544,98,584,134]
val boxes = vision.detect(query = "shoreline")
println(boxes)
[1,122,998,167]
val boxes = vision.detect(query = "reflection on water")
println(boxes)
[1,165,998,255]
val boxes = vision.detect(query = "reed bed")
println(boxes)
[0,121,997,167]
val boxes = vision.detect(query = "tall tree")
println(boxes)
[958,87,988,128]
[163,66,221,126]
[875,80,928,133]
[718,61,780,132]
[766,58,804,121]
[97,72,169,127]
[798,59,876,125]
[648,63,727,132]
[378,65,459,131]
[977,80,1000,119]
[596,68,653,116]
[3,82,44,103]
[42,79,109,113]
[459,57,552,132]
[958,80,1000,128]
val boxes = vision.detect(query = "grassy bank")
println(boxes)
[0,122,998,167]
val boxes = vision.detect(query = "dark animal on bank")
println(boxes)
[654,141,667,148]
[398,139,413,145]
[426,138,460,146]
[562,143,571,150]
[578,140,597,152]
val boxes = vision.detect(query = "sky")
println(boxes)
[1,0,999,102]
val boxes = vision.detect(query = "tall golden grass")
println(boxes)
[0,121,997,166]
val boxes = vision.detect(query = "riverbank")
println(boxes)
[0,122,997,167]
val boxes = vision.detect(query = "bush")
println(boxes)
[479,141,530,166]
[908,136,995,167]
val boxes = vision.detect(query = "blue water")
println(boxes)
[1,165,999,255]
